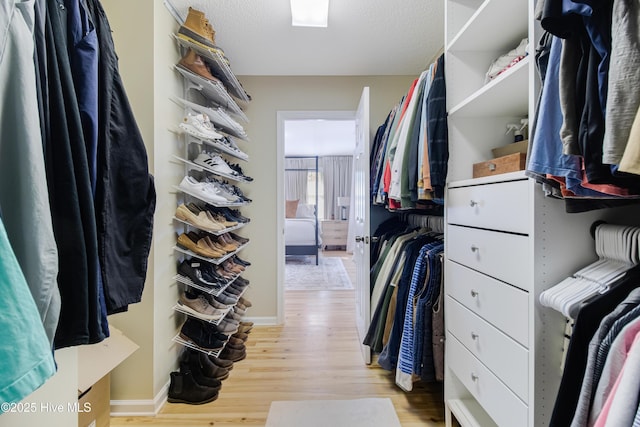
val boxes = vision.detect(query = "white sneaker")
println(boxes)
[179,113,223,141]
[204,178,242,203]
[194,153,239,177]
[178,176,228,204]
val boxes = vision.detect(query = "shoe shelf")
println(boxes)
[174,273,242,297]
[173,241,249,265]
[182,134,249,162]
[173,97,248,140]
[172,333,226,358]
[172,35,251,103]
[172,155,251,183]
[172,216,247,236]
[172,302,232,325]
[183,133,249,162]
[174,66,248,122]
[173,185,249,207]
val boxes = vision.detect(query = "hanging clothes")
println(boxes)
[0,218,56,405]
[0,0,61,347]
[371,54,448,209]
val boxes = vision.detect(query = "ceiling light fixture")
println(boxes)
[290,0,329,27]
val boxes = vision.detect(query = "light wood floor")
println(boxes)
[111,251,445,426]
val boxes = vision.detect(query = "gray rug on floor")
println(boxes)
[285,256,353,290]
[266,398,401,427]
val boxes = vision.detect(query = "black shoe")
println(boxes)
[167,371,219,405]
[208,354,234,370]
[198,352,230,380]
[179,318,225,351]
[178,261,221,289]
[182,352,223,389]
[232,255,251,267]
[219,346,246,363]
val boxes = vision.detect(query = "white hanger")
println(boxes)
[539,223,639,319]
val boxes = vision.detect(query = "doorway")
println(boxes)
[276,111,356,324]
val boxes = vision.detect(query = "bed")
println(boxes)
[285,202,321,264]
[285,156,321,264]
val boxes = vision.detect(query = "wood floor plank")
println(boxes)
[111,253,445,426]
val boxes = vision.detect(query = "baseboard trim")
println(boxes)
[110,380,169,417]
[244,316,279,325]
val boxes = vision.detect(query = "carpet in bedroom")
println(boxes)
[285,256,353,290]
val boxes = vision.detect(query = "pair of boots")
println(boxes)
[167,350,229,405]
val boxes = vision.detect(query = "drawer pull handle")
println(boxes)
[469,200,478,207]
[471,373,479,382]
[470,289,479,297]
[471,332,479,340]
[488,163,496,171]
[470,245,479,252]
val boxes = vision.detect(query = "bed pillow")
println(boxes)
[296,204,315,218]
[285,200,299,218]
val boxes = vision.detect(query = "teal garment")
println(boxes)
[0,218,56,404]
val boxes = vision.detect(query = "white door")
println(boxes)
[353,87,371,364]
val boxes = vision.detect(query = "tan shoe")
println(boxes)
[203,236,230,254]
[179,233,224,258]
[177,7,218,49]
[176,204,224,232]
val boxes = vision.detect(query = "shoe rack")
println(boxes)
[170,16,252,362]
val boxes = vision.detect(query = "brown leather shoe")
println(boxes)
[177,49,220,83]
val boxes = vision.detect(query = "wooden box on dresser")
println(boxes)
[443,0,609,426]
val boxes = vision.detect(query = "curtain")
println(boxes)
[320,156,353,220]
[285,158,310,202]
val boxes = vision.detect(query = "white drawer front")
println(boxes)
[445,260,528,347]
[448,180,529,234]
[448,336,528,427]
[447,225,530,291]
[447,296,528,401]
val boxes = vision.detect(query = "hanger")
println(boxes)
[539,222,640,318]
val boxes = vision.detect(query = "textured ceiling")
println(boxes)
[165,0,444,76]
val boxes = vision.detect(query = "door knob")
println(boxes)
[355,236,364,243]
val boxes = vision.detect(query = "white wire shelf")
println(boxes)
[183,132,249,162]
[174,65,248,122]
[173,273,243,298]
[172,35,251,102]
[172,155,250,183]
[173,97,248,140]
[173,241,249,265]
[172,216,247,236]
[172,302,232,325]
[172,333,225,357]
[173,185,249,208]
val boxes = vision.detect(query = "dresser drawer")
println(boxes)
[447,296,528,401]
[448,180,529,234]
[447,225,530,291]
[445,260,528,347]
[448,336,528,427]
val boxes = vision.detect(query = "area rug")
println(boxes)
[285,256,353,290]
[266,398,401,427]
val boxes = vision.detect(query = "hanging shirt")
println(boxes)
[0,218,56,404]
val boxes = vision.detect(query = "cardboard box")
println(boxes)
[78,326,139,427]
[473,152,527,178]
[491,139,529,158]
[78,374,110,427]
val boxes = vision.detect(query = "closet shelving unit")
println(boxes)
[443,0,608,426]
[170,23,252,360]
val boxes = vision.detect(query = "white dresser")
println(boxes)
[321,220,348,249]
[444,172,606,426]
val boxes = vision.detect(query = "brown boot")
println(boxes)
[178,7,217,49]
[177,49,220,83]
